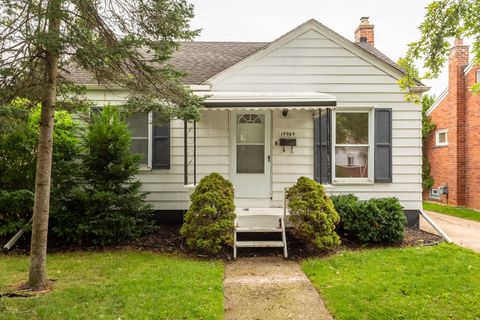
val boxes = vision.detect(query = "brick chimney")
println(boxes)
[448,39,469,206]
[355,17,374,46]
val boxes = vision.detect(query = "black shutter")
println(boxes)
[152,118,170,169]
[374,108,392,183]
[314,109,332,184]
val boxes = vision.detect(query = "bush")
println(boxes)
[0,99,81,237]
[0,99,81,193]
[332,194,406,244]
[180,172,235,254]
[51,106,153,246]
[0,190,34,236]
[286,176,341,251]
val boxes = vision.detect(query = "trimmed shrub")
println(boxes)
[180,172,235,254]
[0,190,34,236]
[332,194,406,244]
[52,106,153,246]
[286,176,341,251]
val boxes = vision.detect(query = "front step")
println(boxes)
[235,241,285,248]
[234,211,288,259]
[236,227,283,233]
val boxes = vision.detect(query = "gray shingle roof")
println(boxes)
[66,40,408,86]
[355,42,403,74]
[168,42,268,84]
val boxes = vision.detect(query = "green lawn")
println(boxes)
[0,250,224,319]
[423,201,480,222]
[303,244,480,320]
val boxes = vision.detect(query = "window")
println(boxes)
[333,111,372,181]
[90,107,170,169]
[477,70,480,83]
[435,129,448,147]
[127,113,149,166]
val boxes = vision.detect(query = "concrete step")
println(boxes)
[235,240,285,248]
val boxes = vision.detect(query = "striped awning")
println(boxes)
[194,91,337,110]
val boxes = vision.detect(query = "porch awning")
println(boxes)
[194,91,337,110]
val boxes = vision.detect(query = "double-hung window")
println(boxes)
[333,110,373,182]
[127,112,150,166]
[126,112,170,169]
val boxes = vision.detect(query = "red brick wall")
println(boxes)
[424,40,480,209]
[425,95,459,204]
[464,65,480,208]
[424,41,469,206]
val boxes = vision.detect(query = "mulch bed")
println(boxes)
[1,225,444,261]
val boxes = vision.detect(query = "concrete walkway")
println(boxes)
[421,211,480,253]
[224,257,333,320]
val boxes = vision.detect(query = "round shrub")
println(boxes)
[332,194,406,244]
[286,176,341,251]
[180,172,235,254]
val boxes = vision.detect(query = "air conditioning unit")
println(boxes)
[430,189,440,199]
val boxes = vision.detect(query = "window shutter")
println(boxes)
[374,108,392,183]
[152,119,170,169]
[314,109,332,184]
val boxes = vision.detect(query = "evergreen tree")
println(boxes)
[52,106,153,246]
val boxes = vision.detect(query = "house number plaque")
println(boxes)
[280,131,295,137]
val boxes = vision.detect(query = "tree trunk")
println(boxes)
[27,0,61,291]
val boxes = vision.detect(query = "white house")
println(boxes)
[70,18,428,228]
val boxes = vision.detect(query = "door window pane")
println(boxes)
[237,145,264,173]
[335,146,369,178]
[236,114,265,174]
[336,113,368,144]
[237,114,264,144]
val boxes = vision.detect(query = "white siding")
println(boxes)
[84,26,423,212]
[208,28,423,211]
[271,110,314,207]
[137,110,230,210]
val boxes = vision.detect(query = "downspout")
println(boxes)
[3,218,32,251]
[419,210,453,243]
[184,120,188,185]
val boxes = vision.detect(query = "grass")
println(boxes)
[0,250,224,319]
[423,201,480,222]
[303,244,480,320]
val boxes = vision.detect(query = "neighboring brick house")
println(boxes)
[425,39,480,208]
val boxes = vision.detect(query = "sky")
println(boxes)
[188,0,452,97]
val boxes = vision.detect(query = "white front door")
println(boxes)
[230,111,271,202]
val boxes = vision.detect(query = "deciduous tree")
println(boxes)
[0,0,201,290]
[399,0,480,101]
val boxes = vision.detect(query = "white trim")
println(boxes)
[435,129,449,147]
[204,19,416,86]
[188,84,211,91]
[464,61,476,74]
[426,88,448,116]
[331,109,374,184]
[147,112,153,169]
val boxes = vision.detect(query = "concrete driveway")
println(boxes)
[421,211,480,253]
